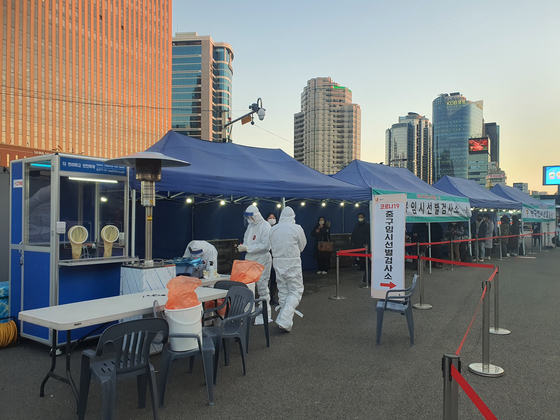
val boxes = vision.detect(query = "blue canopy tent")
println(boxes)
[126,131,371,269]
[491,184,556,252]
[132,130,370,201]
[433,176,520,210]
[332,160,471,222]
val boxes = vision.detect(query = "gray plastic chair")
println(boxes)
[212,280,270,353]
[202,286,254,385]
[376,275,418,346]
[152,300,215,406]
[78,318,167,420]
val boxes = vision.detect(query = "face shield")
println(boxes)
[188,247,203,256]
[244,211,255,227]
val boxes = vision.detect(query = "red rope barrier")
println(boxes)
[450,365,498,420]
[420,256,495,269]
[456,285,486,356]
[337,252,372,258]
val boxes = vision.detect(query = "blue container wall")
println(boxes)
[134,198,370,271]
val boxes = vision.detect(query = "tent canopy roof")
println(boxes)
[333,160,459,197]
[132,131,370,201]
[433,176,520,209]
[490,184,553,209]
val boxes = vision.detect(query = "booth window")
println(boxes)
[24,160,52,246]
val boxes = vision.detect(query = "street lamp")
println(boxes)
[222,98,266,142]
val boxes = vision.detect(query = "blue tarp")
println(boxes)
[433,176,520,209]
[134,131,370,201]
[491,184,555,221]
[332,160,471,222]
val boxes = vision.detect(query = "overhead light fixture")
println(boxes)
[301,201,305,206]
[100,196,108,202]
[321,202,326,207]
[69,177,118,183]
[220,200,226,205]
[185,197,193,204]
[355,203,359,208]
[252,202,257,207]
[340,202,345,207]
[276,203,281,208]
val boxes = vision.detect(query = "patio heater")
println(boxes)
[105,152,190,266]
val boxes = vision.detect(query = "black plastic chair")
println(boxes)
[78,318,167,420]
[376,275,418,346]
[211,280,270,353]
[202,286,254,385]
[151,300,215,406]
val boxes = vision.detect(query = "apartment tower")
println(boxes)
[171,32,233,142]
[385,112,433,184]
[0,0,172,167]
[294,77,360,174]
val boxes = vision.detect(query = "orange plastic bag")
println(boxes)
[165,276,202,310]
[230,260,265,284]
[204,299,227,317]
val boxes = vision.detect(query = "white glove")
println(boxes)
[237,244,248,253]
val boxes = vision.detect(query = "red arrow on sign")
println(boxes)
[380,282,396,289]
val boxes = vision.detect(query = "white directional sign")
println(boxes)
[371,194,406,300]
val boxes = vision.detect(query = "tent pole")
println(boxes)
[282,197,286,209]
[131,189,136,257]
[428,222,432,274]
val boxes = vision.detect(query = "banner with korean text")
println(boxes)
[522,204,555,222]
[371,194,406,300]
[372,189,471,222]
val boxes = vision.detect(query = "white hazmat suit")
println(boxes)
[239,205,272,324]
[270,206,307,331]
[183,240,218,272]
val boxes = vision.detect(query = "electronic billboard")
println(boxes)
[543,166,560,186]
[468,138,489,153]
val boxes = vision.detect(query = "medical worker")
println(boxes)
[183,240,218,272]
[270,206,307,332]
[238,205,272,325]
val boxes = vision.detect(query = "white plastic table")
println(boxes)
[18,287,227,405]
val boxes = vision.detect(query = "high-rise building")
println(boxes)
[0,0,172,167]
[513,182,529,194]
[484,122,500,166]
[432,93,484,181]
[171,32,233,142]
[294,77,360,175]
[385,112,432,183]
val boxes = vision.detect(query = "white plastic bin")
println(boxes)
[165,303,202,352]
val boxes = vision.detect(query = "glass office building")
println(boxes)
[432,93,484,181]
[172,32,233,142]
[0,0,172,166]
[385,112,432,184]
[484,122,500,166]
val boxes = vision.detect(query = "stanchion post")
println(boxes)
[413,252,432,310]
[498,226,503,260]
[476,237,479,261]
[361,245,370,289]
[544,224,549,253]
[416,242,421,278]
[490,266,511,335]
[468,280,504,377]
[442,353,460,420]
[329,253,346,300]
[449,238,454,271]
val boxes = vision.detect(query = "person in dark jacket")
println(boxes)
[500,215,510,257]
[430,223,444,268]
[311,216,331,274]
[351,213,370,271]
[445,222,465,262]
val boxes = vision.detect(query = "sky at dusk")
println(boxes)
[173,0,560,194]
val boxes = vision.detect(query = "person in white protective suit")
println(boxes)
[269,206,307,332]
[183,240,218,272]
[238,205,272,325]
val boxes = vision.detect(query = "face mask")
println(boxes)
[319,220,324,225]
[358,218,364,223]
[268,219,276,226]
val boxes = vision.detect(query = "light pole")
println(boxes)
[222,98,266,142]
